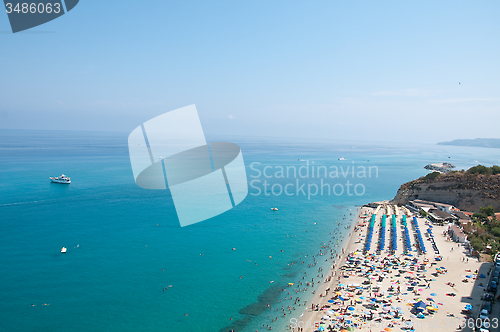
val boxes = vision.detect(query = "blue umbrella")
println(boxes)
[430,293,437,296]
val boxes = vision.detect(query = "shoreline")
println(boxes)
[292,205,371,330]
[288,203,494,332]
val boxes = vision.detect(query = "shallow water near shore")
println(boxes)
[1,129,499,332]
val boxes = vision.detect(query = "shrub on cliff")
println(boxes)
[468,165,500,175]
[469,237,485,252]
[423,172,440,181]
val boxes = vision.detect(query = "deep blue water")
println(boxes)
[0,129,499,332]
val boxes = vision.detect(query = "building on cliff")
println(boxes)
[448,224,467,243]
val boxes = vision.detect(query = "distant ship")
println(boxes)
[50,174,71,184]
[61,247,67,253]
[338,157,346,161]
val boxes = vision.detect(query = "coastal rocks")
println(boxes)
[392,170,500,212]
[424,162,455,173]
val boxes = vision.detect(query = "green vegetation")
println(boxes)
[469,237,485,252]
[473,205,496,221]
[467,164,500,175]
[491,227,500,237]
[480,206,495,216]
[463,205,500,255]
[423,172,440,181]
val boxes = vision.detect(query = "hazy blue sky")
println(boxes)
[1,1,499,143]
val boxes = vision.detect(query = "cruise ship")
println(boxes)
[50,174,71,184]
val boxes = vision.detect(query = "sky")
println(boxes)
[0,0,499,143]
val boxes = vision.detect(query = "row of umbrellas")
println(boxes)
[379,215,386,251]
[391,215,397,252]
[365,215,376,251]
[412,217,427,253]
[402,215,413,252]
[365,213,427,254]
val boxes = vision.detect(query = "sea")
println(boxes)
[1,129,499,332]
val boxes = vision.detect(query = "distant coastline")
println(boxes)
[437,138,500,149]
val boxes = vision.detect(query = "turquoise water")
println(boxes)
[0,129,499,332]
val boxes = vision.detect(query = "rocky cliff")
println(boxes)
[392,169,500,212]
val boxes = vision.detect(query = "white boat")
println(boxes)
[50,174,71,184]
[61,247,67,253]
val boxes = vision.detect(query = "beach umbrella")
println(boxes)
[348,307,355,311]
[318,327,325,331]
[430,293,437,296]
[328,300,335,303]
[347,327,354,331]
[384,328,392,332]
[322,315,330,320]
[415,301,426,312]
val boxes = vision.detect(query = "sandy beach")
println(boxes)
[288,204,496,332]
